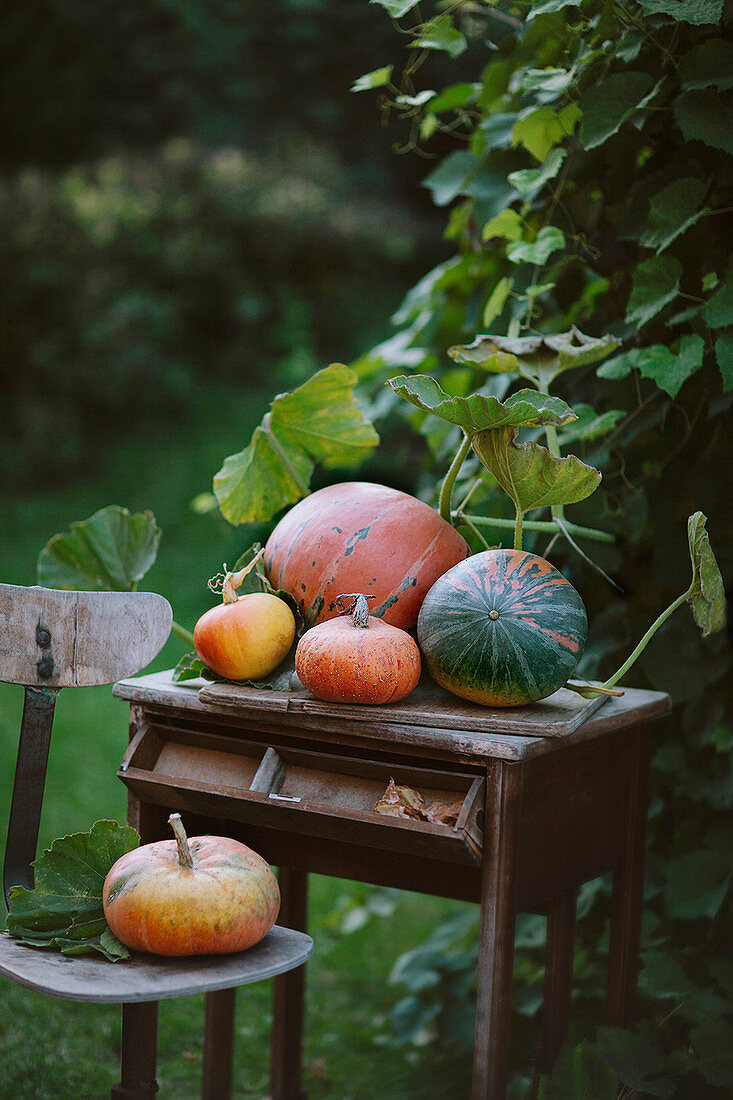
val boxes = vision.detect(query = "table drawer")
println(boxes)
[119,720,484,865]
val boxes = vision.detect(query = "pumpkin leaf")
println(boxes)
[172,651,225,684]
[687,512,726,636]
[449,328,619,388]
[173,648,297,692]
[214,364,379,526]
[388,375,577,437]
[472,429,602,516]
[5,820,139,961]
[37,505,161,591]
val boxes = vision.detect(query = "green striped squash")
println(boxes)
[417,549,588,707]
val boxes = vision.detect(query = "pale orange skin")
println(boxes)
[295,616,421,705]
[103,835,280,956]
[193,592,295,680]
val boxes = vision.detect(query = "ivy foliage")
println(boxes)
[355,0,733,1095]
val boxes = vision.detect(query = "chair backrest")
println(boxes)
[1,583,172,905]
[0,583,172,688]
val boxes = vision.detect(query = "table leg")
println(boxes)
[538,891,577,1073]
[202,987,236,1100]
[606,728,651,1027]
[271,866,309,1100]
[472,762,523,1100]
[112,1001,159,1099]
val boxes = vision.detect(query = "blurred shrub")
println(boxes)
[0,0,430,193]
[0,141,438,488]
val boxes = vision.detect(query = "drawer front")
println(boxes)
[120,721,484,865]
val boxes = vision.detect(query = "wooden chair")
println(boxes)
[0,582,313,1099]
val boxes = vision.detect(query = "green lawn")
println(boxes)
[0,386,475,1098]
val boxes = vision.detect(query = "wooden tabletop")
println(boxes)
[113,671,671,763]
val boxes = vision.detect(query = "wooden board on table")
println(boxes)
[198,676,608,738]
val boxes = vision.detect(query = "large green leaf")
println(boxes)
[715,331,733,391]
[595,1028,676,1099]
[598,336,705,398]
[538,1042,618,1099]
[370,0,421,17]
[687,511,726,636]
[508,147,566,197]
[678,38,733,90]
[214,364,379,526]
[473,429,601,516]
[674,90,733,155]
[416,14,467,59]
[625,255,682,328]
[638,0,724,24]
[37,505,161,591]
[387,375,577,436]
[507,226,565,265]
[702,271,733,327]
[449,328,619,388]
[640,177,709,251]
[691,1019,733,1088]
[422,150,476,206]
[511,105,580,161]
[5,820,139,960]
[579,72,654,150]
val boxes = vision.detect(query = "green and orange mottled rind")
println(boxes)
[417,549,587,707]
[263,482,469,630]
[103,835,280,956]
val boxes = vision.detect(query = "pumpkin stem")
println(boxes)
[336,592,375,628]
[168,813,194,869]
[209,547,266,605]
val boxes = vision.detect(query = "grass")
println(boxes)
[0,385,474,1099]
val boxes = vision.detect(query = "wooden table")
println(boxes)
[113,671,670,1100]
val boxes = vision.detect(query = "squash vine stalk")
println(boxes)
[439,431,472,524]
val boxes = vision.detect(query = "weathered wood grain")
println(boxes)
[0,925,313,1003]
[201,676,607,737]
[114,670,671,763]
[0,583,172,688]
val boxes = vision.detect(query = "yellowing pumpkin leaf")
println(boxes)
[473,428,602,515]
[214,364,379,526]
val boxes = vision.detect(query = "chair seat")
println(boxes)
[0,925,312,1003]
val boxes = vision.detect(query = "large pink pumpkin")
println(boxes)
[263,481,469,630]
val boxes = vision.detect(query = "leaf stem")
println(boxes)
[461,513,615,544]
[514,510,524,551]
[439,431,472,523]
[171,620,195,648]
[602,584,693,689]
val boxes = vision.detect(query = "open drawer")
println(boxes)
[119,720,484,865]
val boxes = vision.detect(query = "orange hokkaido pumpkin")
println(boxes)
[295,593,421,705]
[264,481,469,631]
[103,814,280,956]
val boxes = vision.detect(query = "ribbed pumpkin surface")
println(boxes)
[264,481,469,631]
[417,549,587,707]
